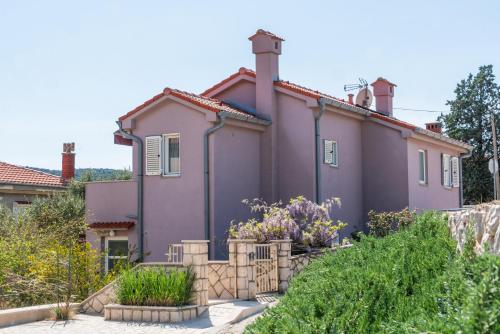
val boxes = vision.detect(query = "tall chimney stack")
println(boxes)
[62,142,75,183]
[249,29,284,202]
[371,77,396,117]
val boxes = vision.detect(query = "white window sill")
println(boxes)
[418,181,428,186]
[328,164,339,168]
[162,173,181,178]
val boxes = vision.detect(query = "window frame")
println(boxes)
[162,133,181,177]
[418,149,427,185]
[105,236,128,272]
[442,153,452,188]
[324,139,339,168]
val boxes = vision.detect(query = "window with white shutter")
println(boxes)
[418,150,427,184]
[324,140,333,164]
[442,154,451,187]
[323,139,338,167]
[145,136,162,175]
[451,156,460,188]
[162,133,180,175]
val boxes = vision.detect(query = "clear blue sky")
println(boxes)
[1,1,499,169]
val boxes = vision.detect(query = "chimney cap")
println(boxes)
[63,142,75,154]
[371,77,397,87]
[248,29,285,41]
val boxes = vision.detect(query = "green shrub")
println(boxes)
[246,212,500,334]
[367,208,416,237]
[116,267,195,307]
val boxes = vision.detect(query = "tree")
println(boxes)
[439,65,500,204]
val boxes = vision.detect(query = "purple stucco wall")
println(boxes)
[211,124,262,259]
[320,110,364,237]
[85,180,137,250]
[407,138,460,210]
[362,121,409,229]
[277,94,315,202]
[132,100,209,261]
[213,80,256,110]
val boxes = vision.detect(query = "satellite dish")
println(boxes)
[355,87,373,108]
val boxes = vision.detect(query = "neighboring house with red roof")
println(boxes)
[85,30,472,264]
[0,143,75,215]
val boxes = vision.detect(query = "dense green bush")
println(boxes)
[116,267,195,307]
[246,212,500,334]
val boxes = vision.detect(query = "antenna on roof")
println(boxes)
[344,78,373,108]
[344,78,368,92]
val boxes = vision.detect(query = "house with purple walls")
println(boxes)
[85,29,472,265]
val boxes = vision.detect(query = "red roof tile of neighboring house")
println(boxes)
[118,87,265,123]
[89,221,135,229]
[0,161,65,187]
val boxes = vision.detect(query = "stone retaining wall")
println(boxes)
[448,203,500,255]
[208,261,235,299]
[290,251,323,278]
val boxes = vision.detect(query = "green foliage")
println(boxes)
[27,192,86,242]
[0,187,115,309]
[116,267,196,307]
[367,208,416,237]
[246,212,500,334]
[439,65,500,204]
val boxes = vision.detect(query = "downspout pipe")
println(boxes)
[459,149,473,208]
[314,99,327,203]
[116,121,144,262]
[204,114,227,259]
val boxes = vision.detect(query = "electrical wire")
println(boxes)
[393,107,446,113]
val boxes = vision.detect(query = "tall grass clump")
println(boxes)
[116,267,195,307]
[246,211,500,334]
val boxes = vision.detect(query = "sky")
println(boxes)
[1,1,499,169]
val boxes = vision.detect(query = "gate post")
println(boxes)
[270,239,292,293]
[182,240,209,306]
[228,239,256,300]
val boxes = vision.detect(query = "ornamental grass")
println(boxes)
[116,267,195,307]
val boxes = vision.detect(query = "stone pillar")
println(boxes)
[228,239,256,300]
[271,239,292,293]
[182,240,209,306]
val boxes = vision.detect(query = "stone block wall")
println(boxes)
[290,251,323,278]
[207,261,235,299]
[448,203,500,255]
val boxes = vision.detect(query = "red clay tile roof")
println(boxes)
[248,29,285,41]
[89,221,135,229]
[0,162,65,188]
[119,86,265,123]
[201,67,256,97]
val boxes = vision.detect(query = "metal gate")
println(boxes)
[254,244,278,293]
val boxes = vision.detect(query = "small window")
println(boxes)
[418,150,427,184]
[442,154,452,187]
[163,134,180,175]
[105,237,128,272]
[324,140,338,167]
[274,41,278,49]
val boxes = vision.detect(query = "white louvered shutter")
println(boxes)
[324,140,333,164]
[145,136,162,176]
[451,156,459,188]
[442,154,451,187]
[331,141,338,167]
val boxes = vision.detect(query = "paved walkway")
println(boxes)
[0,301,264,334]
